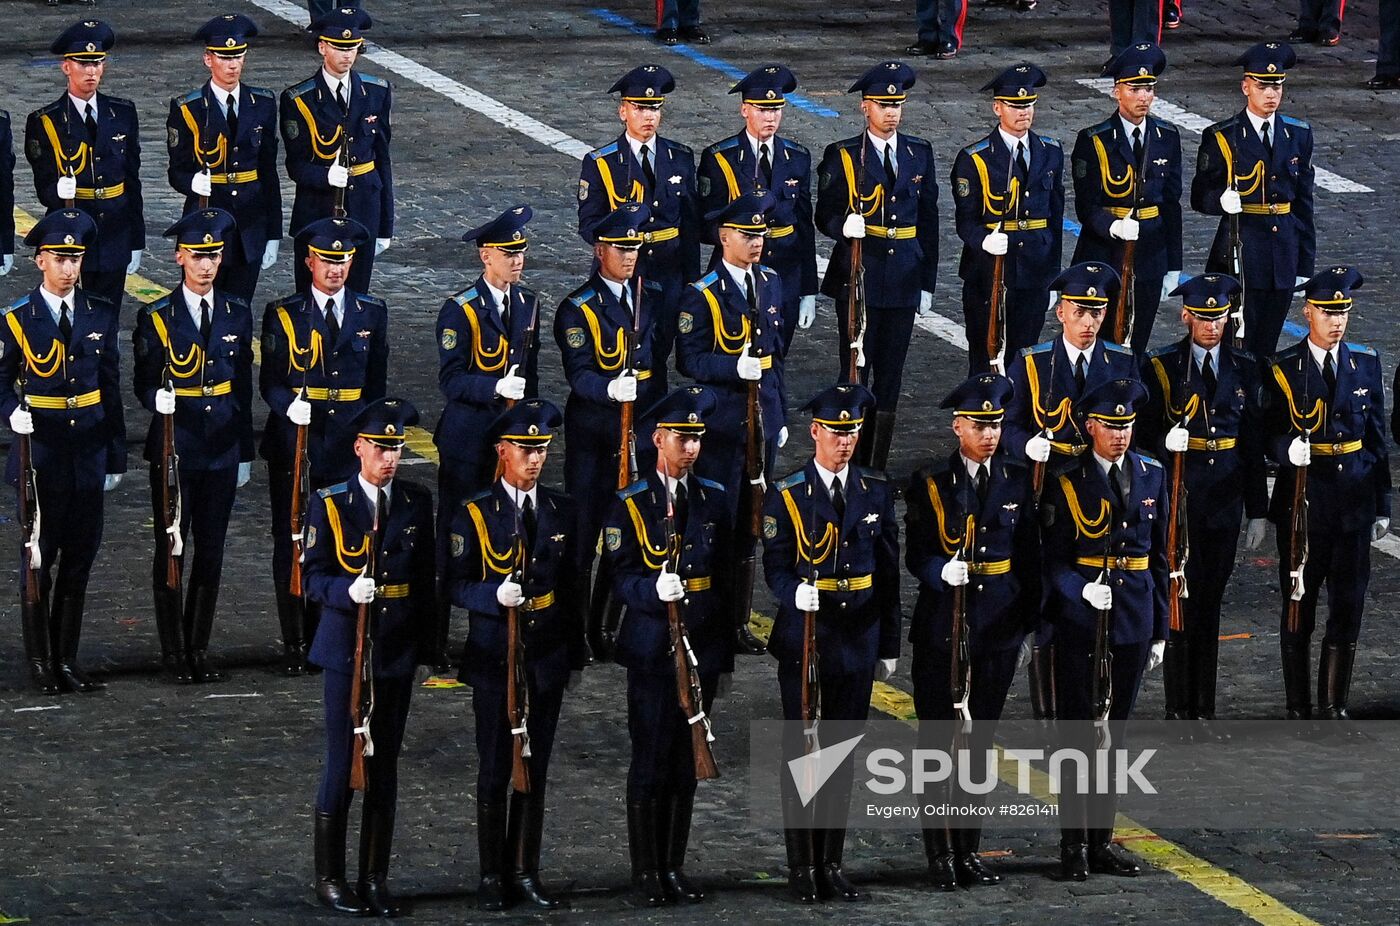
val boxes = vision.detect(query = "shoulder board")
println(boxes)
[854,465,886,482]
[178,88,204,106]
[278,294,307,311]
[665,139,693,155]
[451,288,479,309]
[1144,343,1177,361]
[83,292,115,311]
[757,263,777,280]
[1105,342,1134,356]
[224,295,251,312]
[354,293,387,309]
[1088,118,1115,136]
[358,73,389,89]
[286,78,318,99]
[144,295,173,316]
[1038,134,1061,148]
[515,284,539,302]
[1000,457,1031,476]
[1138,454,1163,470]
[619,480,649,500]
[248,86,275,101]
[1205,116,1236,136]
[1151,116,1180,135]
[1228,347,1257,364]
[465,487,494,506]
[695,476,724,492]
[710,136,740,153]
[104,96,136,110]
[778,137,809,156]
[317,481,349,499]
[37,98,65,116]
[903,134,933,150]
[1349,343,1378,358]
[1023,342,1053,357]
[963,139,991,156]
[641,279,663,295]
[566,286,598,308]
[591,142,619,160]
[3,296,30,317]
[1279,114,1310,130]
[775,471,806,492]
[924,458,952,479]
[690,270,720,292]
[1272,342,1306,365]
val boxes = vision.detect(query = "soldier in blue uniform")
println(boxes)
[448,399,583,911]
[281,6,393,295]
[578,66,699,375]
[1039,377,1167,881]
[553,202,665,662]
[25,20,146,312]
[1,105,13,278]
[1138,274,1267,728]
[1,210,126,695]
[601,386,734,906]
[906,374,1040,889]
[698,65,817,354]
[1191,43,1315,358]
[260,217,388,675]
[816,61,940,469]
[676,191,785,655]
[763,383,901,904]
[304,398,434,917]
[1263,267,1389,723]
[1004,262,1137,720]
[1071,44,1183,356]
[952,63,1064,376]
[133,209,255,685]
[432,205,542,670]
[167,14,283,304]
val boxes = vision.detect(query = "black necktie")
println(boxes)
[336,81,348,114]
[1132,127,1143,167]
[1109,462,1128,511]
[325,298,340,343]
[1074,354,1087,393]
[975,464,989,508]
[225,94,239,141]
[830,476,846,521]
[58,300,72,342]
[1016,142,1029,181]
[375,488,388,537]
[758,142,773,188]
[1322,351,1337,397]
[673,481,689,536]
[882,143,897,190]
[620,284,633,318]
[1201,351,1218,397]
[84,103,97,142]
[1261,121,1273,159]
[499,289,511,332]
[199,297,212,342]
[640,144,657,191]
[744,272,757,312]
[522,494,537,548]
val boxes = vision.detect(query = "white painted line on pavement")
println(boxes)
[204,693,264,699]
[13,705,61,712]
[1076,78,1373,193]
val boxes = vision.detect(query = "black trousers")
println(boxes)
[317,670,414,816]
[473,680,566,800]
[627,666,719,803]
[1296,0,1346,34]
[1239,286,1294,359]
[1380,0,1400,77]
[834,301,917,412]
[963,279,1049,375]
[1108,0,1161,55]
[148,463,239,594]
[1277,526,1371,646]
[778,661,874,826]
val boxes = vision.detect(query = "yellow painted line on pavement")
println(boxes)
[746,614,1321,926]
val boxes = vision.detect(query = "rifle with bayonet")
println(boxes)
[160,305,184,595]
[844,141,868,384]
[507,496,534,793]
[1285,380,1322,635]
[16,350,40,605]
[800,481,823,763]
[987,154,1015,374]
[1092,521,1115,752]
[1111,129,1150,348]
[950,513,975,749]
[349,493,382,792]
[617,276,642,490]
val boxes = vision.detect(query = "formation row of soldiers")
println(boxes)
[0,8,1391,919]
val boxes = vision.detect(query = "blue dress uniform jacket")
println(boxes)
[258,290,388,483]
[952,130,1064,292]
[1263,340,1391,532]
[1191,111,1316,289]
[0,110,14,259]
[1041,450,1170,644]
[305,478,436,677]
[905,453,1041,655]
[133,291,255,470]
[762,462,902,674]
[166,84,283,268]
[1004,338,1139,467]
[0,288,126,483]
[603,472,735,675]
[698,133,818,302]
[25,94,146,274]
[675,267,785,499]
[1139,338,1269,528]
[280,71,394,241]
[448,483,586,691]
[816,133,939,307]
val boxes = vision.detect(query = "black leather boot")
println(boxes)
[920,826,956,891]
[626,801,668,906]
[1281,642,1312,720]
[315,808,369,915]
[783,827,819,903]
[186,585,227,683]
[358,805,403,917]
[659,793,703,903]
[20,594,61,695]
[1162,638,1190,721]
[508,790,563,908]
[275,584,307,676]
[1029,643,1056,720]
[1059,829,1088,881]
[1088,829,1141,876]
[1318,642,1358,723]
[868,410,897,473]
[54,592,104,693]
[476,800,509,911]
[154,586,194,684]
[732,554,767,655]
[953,827,1000,886]
[816,828,863,901]
[586,559,622,663]
[1192,633,1229,741]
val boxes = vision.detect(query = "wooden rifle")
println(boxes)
[1092,517,1115,752]
[1227,171,1247,350]
[289,339,311,597]
[617,276,642,490]
[662,459,719,780]
[800,481,823,761]
[493,286,537,480]
[1165,380,1198,635]
[349,492,382,792]
[950,513,975,748]
[987,154,1015,373]
[1111,128,1149,347]
[1030,346,1061,505]
[507,496,534,793]
[844,139,868,384]
[160,304,184,593]
[1285,382,1323,634]
[742,288,767,541]
[16,350,39,604]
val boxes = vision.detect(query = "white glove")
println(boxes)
[736,343,762,381]
[1017,637,1034,669]
[374,237,391,257]
[795,582,820,612]
[261,239,280,271]
[940,558,970,587]
[1160,270,1181,301]
[918,290,934,317]
[566,670,583,690]
[9,407,34,435]
[875,658,897,682]
[1219,189,1242,214]
[1109,217,1140,241]
[778,426,789,449]
[496,578,525,608]
[715,672,733,699]
[127,250,143,274]
[1146,640,1166,672]
[0,254,13,276]
[1082,581,1113,611]
[57,175,77,200]
[103,473,122,492]
[495,363,526,401]
[236,461,252,488]
[1164,425,1190,453]
[1245,518,1267,550]
[348,574,376,604]
[797,295,816,329]
[191,170,213,198]
[155,387,177,416]
[327,163,349,188]
[606,372,638,403]
[842,213,866,239]
[1372,517,1391,542]
[287,395,313,427]
[1287,436,1311,467]
[981,230,1009,256]
[1025,434,1052,463]
[656,567,684,602]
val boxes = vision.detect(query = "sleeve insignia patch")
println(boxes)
[956,177,970,198]
[306,525,317,549]
[440,328,458,350]
[565,327,586,349]
[450,533,464,557]
[677,312,693,334]
[578,178,589,201]
[604,526,622,552]
[762,515,778,540]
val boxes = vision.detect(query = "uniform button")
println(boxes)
[1210,426,1217,433]
[979,546,987,553]
[652,201,659,207]
[839,602,847,610]
[69,419,76,426]
[842,541,849,548]
[682,598,690,606]
[1121,521,1128,529]
[976,584,984,592]
[1271,225,1279,233]
[980,526,987,533]
[1208,458,1215,466]
[889,196,897,203]
[205,405,212,412]
[685,564,693,573]
[332,371,339,377]
[231,190,238,197]
[1117,578,1124,586]
[1018,241,1025,248]
[887,249,894,256]
[1337,464,1343,472]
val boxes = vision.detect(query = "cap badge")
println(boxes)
[226,38,237,47]
[1087,286,1098,297]
[332,239,342,249]
[886,83,897,94]
[765,89,776,99]
[839,410,851,421]
[527,424,539,436]
[982,400,993,411]
[512,230,522,240]
[1115,404,1126,415]
[63,234,75,245]
[645,87,654,96]
[1206,297,1218,308]
[386,424,397,435]
[203,233,213,244]
[751,213,763,224]
[85,42,96,52]
[688,412,698,423]
[1267,63,1277,73]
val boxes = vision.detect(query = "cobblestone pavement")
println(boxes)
[2,1,1400,923]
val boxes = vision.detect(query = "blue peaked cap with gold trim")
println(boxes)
[463,205,532,252]
[164,207,238,254]
[941,373,1014,423]
[351,397,419,448]
[802,383,875,432]
[489,398,563,447]
[1295,265,1363,313]
[1079,378,1148,426]
[642,386,715,435]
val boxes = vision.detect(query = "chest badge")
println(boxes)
[1003,502,1019,512]
[356,329,371,339]
[365,114,378,124]
[1141,497,1155,508]
[862,513,880,524]
[911,174,923,184]
[1154,158,1169,166]
[551,533,566,543]
[785,178,799,187]
[668,174,682,185]
[86,332,103,341]
[112,133,126,143]
[222,333,238,342]
[1354,387,1370,397]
